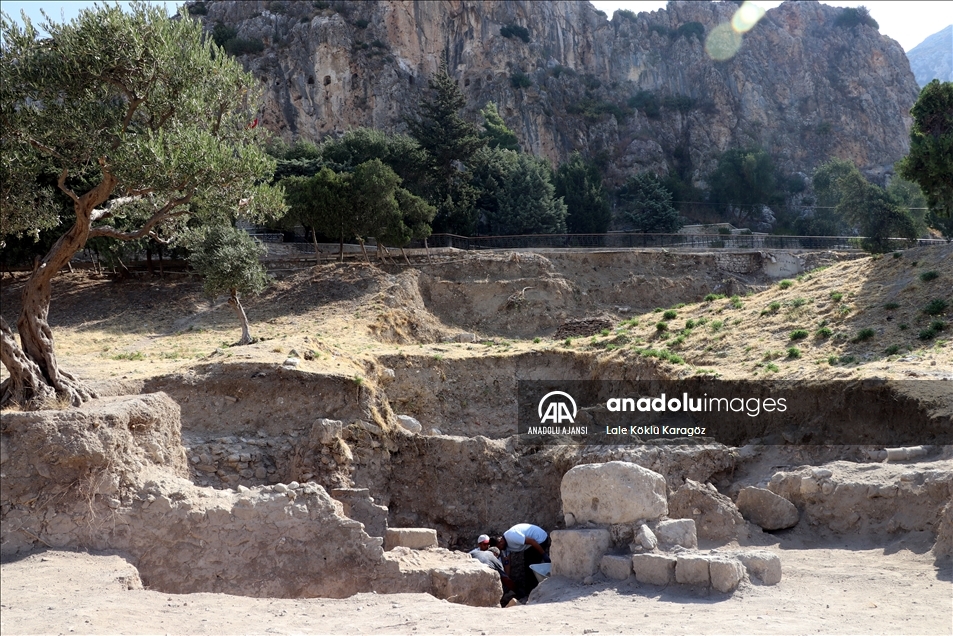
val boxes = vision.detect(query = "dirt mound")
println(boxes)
[553,318,615,339]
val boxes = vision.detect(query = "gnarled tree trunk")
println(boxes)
[0,174,117,408]
[229,289,253,345]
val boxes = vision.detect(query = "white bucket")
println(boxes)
[529,562,551,583]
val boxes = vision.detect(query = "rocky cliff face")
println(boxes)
[906,25,952,87]
[196,0,919,184]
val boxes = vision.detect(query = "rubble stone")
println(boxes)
[737,487,799,530]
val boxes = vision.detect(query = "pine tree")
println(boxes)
[407,63,486,234]
[480,102,520,151]
[554,153,611,234]
[617,173,681,233]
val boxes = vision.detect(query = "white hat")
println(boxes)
[478,534,490,544]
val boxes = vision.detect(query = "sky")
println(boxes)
[2,1,951,52]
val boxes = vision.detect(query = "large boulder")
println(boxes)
[551,529,611,580]
[669,479,746,542]
[736,487,799,530]
[561,461,667,525]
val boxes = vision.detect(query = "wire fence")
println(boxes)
[406,233,949,251]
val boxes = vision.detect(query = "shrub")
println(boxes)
[628,90,661,118]
[510,71,532,89]
[656,321,669,332]
[919,328,936,341]
[663,309,678,320]
[212,23,237,47]
[778,280,793,289]
[766,363,780,372]
[600,328,611,336]
[685,319,696,329]
[663,95,696,112]
[884,302,900,310]
[761,301,781,316]
[828,354,839,365]
[893,251,902,259]
[704,293,725,302]
[884,344,900,355]
[675,21,705,41]
[564,338,573,346]
[899,323,909,330]
[789,297,808,308]
[225,37,265,55]
[920,270,939,282]
[500,24,530,43]
[790,329,809,340]
[710,320,724,332]
[648,24,671,38]
[533,337,541,343]
[188,2,208,15]
[729,295,744,309]
[617,8,638,22]
[787,347,801,359]
[834,6,879,29]
[853,328,876,342]
[840,355,857,364]
[931,319,947,332]
[830,291,843,301]
[815,326,833,339]
[924,299,949,316]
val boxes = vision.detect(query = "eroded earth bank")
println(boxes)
[1,247,951,633]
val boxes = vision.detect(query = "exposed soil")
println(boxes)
[2,246,951,633]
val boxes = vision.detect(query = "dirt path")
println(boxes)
[2,545,949,635]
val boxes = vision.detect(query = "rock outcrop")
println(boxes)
[193,0,920,182]
[906,25,952,87]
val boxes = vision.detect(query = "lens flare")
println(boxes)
[732,1,766,33]
[705,1,766,60]
[705,22,744,61]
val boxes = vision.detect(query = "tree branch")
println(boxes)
[88,193,193,241]
[56,169,80,204]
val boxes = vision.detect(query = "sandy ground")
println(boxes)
[1,542,950,635]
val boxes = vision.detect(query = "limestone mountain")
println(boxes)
[193,0,919,185]
[906,25,952,87]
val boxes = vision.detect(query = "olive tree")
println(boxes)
[0,4,285,407]
[186,226,268,346]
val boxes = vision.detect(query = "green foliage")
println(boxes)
[225,37,265,55]
[704,293,726,302]
[471,148,566,235]
[830,291,843,302]
[834,6,879,29]
[790,329,809,340]
[617,173,681,233]
[656,321,668,332]
[708,148,778,223]
[919,327,937,340]
[480,102,520,152]
[884,344,900,355]
[662,310,678,320]
[898,82,953,220]
[554,153,611,234]
[815,326,833,339]
[320,128,426,185]
[675,22,705,41]
[212,22,237,47]
[407,64,486,234]
[778,280,793,289]
[188,2,208,15]
[920,271,940,282]
[835,171,917,252]
[354,18,369,28]
[0,3,284,245]
[510,71,532,89]
[617,9,638,22]
[186,225,267,299]
[500,24,530,43]
[884,302,900,310]
[729,295,744,309]
[662,95,696,112]
[648,24,672,38]
[786,347,801,359]
[628,90,661,118]
[852,328,876,342]
[923,299,948,316]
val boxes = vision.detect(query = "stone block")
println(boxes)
[311,419,343,445]
[599,554,633,580]
[551,529,611,580]
[675,554,710,585]
[654,518,697,549]
[632,553,676,586]
[385,528,437,550]
[736,550,782,585]
[736,487,799,530]
[709,556,745,593]
[561,461,667,525]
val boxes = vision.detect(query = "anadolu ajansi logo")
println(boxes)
[538,390,577,424]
